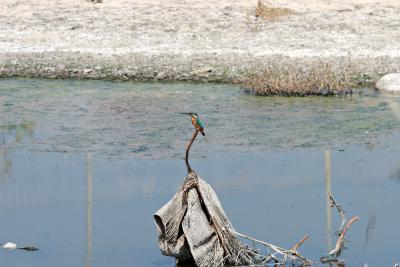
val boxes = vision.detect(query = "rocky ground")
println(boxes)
[0,0,399,82]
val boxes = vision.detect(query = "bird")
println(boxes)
[181,112,205,136]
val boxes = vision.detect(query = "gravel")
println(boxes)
[0,0,399,82]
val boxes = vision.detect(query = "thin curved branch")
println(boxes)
[185,130,198,173]
[331,216,359,256]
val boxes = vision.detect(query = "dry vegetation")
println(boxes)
[241,61,360,96]
[255,0,295,21]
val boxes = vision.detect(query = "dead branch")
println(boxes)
[233,230,285,253]
[185,130,198,173]
[283,234,310,264]
[233,230,313,265]
[331,217,359,256]
[321,193,359,264]
[293,234,310,251]
[329,192,347,234]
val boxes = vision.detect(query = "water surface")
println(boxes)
[0,79,400,266]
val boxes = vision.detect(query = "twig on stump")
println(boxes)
[185,130,198,173]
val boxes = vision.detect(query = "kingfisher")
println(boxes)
[181,112,205,136]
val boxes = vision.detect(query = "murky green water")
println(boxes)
[1,79,400,266]
[1,79,399,158]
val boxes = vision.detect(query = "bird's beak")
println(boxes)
[180,112,192,116]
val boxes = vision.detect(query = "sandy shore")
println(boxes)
[0,0,399,82]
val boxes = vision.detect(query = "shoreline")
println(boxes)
[1,52,400,84]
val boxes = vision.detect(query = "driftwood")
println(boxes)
[155,172,254,266]
[154,172,312,266]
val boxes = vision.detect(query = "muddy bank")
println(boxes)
[1,0,400,83]
[1,53,400,83]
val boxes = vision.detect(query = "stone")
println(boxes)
[3,242,17,250]
[191,67,213,77]
[375,73,400,92]
[155,71,167,80]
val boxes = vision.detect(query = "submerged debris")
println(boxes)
[1,242,38,251]
[19,246,39,251]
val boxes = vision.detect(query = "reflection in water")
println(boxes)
[386,95,400,183]
[142,178,155,198]
[0,122,35,181]
[0,148,12,181]
[390,167,400,183]
[364,215,376,246]
[325,150,332,251]
[0,122,35,142]
[85,152,93,267]
[386,94,400,121]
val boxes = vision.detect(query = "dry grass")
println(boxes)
[242,61,359,96]
[255,0,294,21]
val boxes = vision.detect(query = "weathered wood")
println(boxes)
[182,189,224,266]
[154,172,260,266]
[154,172,312,266]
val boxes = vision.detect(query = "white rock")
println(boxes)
[3,242,17,250]
[376,73,400,92]
[155,71,167,80]
[191,67,213,77]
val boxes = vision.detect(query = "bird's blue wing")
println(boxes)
[196,117,204,129]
